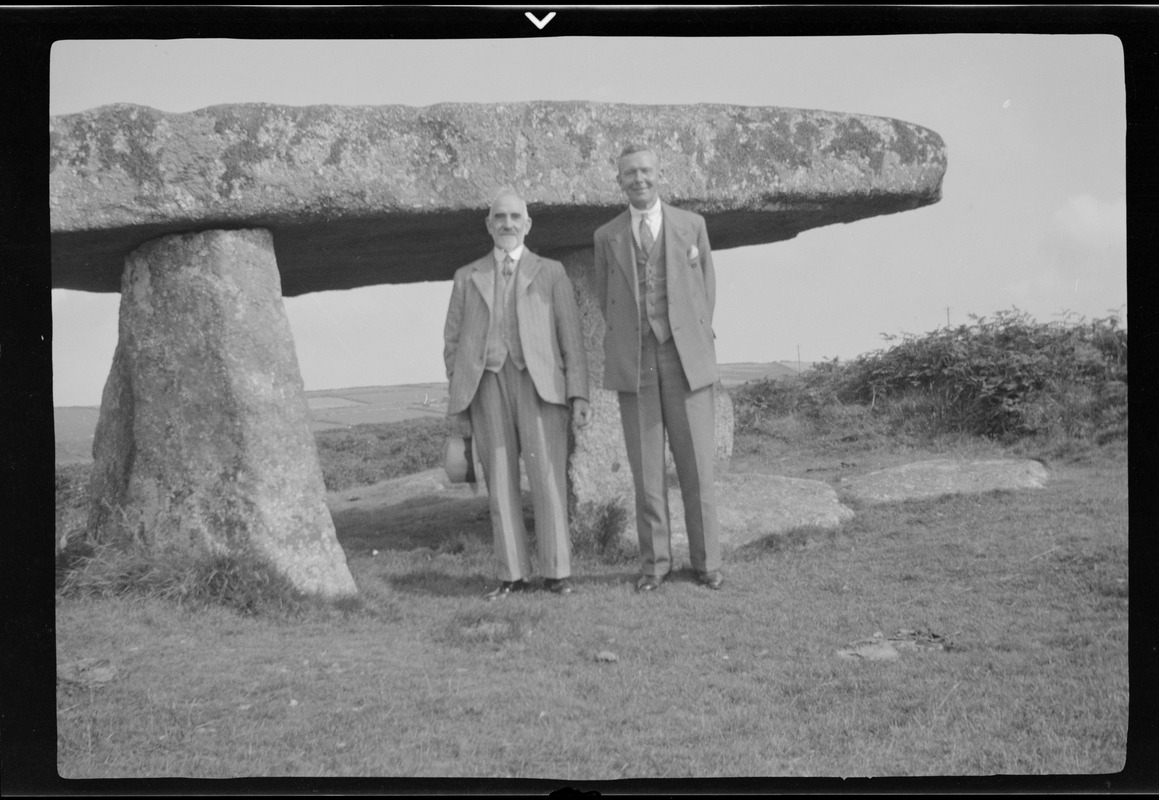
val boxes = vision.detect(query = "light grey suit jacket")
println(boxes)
[444,249,589,416]
[593,202,718,393]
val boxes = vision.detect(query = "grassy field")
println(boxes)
[53,318,1132,782]
[54,430,1128,781]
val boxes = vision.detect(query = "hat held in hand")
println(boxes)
[444,435,483,487]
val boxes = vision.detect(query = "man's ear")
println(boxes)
[524,215,533,237]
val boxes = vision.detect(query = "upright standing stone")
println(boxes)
[86,228,357,598]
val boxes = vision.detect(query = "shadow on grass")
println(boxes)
[729,524,849,560]
[332,495,497,553]
[567,569,641,589]
[386,568,491,597]
[386,566,643,597]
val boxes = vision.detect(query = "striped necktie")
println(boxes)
[639,216,654,253]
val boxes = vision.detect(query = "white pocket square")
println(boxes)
[688,245,700,261]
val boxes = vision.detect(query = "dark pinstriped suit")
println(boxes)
[594,201,722,578]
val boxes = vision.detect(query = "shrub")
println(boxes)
[731,308,1127,444]
[842,309,1126,438]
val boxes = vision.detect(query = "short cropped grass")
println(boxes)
[56,439,1127,779]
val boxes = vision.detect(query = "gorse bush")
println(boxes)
[845,308,1126,437]
[733,308,1127,443]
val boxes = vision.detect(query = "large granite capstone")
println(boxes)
[51,101,946,295]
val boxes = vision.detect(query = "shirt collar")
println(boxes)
[629,199,662,225]
[493,245,525,266]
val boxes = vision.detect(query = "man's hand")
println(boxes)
[453,412,472,438]
[571,398,592,428]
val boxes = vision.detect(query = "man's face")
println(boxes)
[485,193,532,252]
[617,150,660,210]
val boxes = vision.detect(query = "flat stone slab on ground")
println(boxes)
[329,459,1051,560]
[631,471,855,554]
[326,468,483,513]
[329,468,854,557]
[840,458,1050,505]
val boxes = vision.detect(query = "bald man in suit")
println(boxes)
[594,145,724,592]
[444,189,591,599]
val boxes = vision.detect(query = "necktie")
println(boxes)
[639,215,655,253]
[503,255,515,281]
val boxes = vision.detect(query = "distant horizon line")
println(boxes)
[53,360,817,409]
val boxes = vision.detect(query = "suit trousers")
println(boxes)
[618,330,721,577]
[470,357,571,581]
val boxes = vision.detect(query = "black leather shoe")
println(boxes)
[636,574,664,592]
[545,578,574,595]
[697,570,724,590]
[483,579,530,600]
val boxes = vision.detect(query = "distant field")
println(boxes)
[53,364,800,464]
[52,407,100,465]
[303,383,451,431]
[718,361,805,387]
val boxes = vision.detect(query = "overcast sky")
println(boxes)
[49,33,1126,407]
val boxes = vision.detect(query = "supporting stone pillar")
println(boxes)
[86,228,357,599]
[560,249,734,519]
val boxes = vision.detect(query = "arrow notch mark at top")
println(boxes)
[525,11,556,29]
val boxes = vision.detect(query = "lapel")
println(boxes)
[469,254,496,312]
[661,202,687,266]
[516,249,542,301]
[610,210,637,302]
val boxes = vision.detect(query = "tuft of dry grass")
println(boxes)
[570,499,634,563]
[58,539,319,620]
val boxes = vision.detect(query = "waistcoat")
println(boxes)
[636,229,672,343]
[485,260,525,371]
